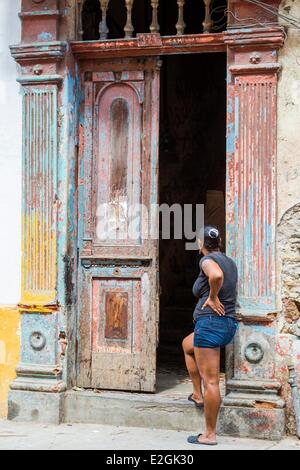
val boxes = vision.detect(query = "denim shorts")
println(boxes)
[194,315,238,349]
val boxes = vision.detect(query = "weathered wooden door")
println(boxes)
[77,58,160,392]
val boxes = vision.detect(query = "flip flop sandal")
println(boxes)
[188,394,204,409]
[187,434,218,446]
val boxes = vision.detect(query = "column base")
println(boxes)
[221,379,286,440]
[224,379,285,409]
[219,406,285,441]
[10,363,67,394]
[8,390,65,425]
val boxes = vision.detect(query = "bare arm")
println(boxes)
[201,259,225,316]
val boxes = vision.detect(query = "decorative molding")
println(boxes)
[20,86,58,310]
[229,63,282,75]
[81,258,149,269]
[227,71,278,316]
[11,361,66,394]
[224,379,285,409]
[19,10,61,18]
[18,302,60,314]
[70,28,285,60]
[10,42,67,64]
[17,75,63,85]
[225,27,286,50]
[71,33,226,59]
[11,380,67,393]
[15,364,62,378]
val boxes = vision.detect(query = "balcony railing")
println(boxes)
[75,0,228,41]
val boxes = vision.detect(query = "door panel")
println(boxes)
[95,82,142,246]
[77,58,160,392]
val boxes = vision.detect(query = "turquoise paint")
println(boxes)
[228,28,253,34]
[251,324,276,337]
[21,314,58,365]
[38,32,54,41]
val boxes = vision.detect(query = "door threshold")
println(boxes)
[70,374,226,402]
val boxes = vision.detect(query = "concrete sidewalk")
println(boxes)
[0,420,299,450]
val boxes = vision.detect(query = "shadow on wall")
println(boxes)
[0,308,20,418]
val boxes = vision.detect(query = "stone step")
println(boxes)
[62,390,285,440]
[63,390,205,432]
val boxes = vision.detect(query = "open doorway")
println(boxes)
[158,53,227,393]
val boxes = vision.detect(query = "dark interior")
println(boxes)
[79,4,228,382]
[81,0,228,40]
[158,53,227,377]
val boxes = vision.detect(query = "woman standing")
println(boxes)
[183,225,238,446]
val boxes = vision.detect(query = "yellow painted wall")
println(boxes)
[0,307,20,418]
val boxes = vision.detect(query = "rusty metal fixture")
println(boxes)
[30,332,47,352]
[202,0,212,33]
[244,342,264,364]
[99,0,110,39]
[288,364,300,439]
[176,0,186,36]
[150,0,160,34]
[59,331,68,358]
[124,0,134,38]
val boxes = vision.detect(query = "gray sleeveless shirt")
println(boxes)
[193,252,238,320]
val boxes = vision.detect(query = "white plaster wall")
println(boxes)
[278,1,300,221]
[0,1,22,305]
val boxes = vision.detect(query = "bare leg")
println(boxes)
[182,334,203,404]
[194,347,221,444]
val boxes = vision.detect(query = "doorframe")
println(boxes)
[72,26,284,391]
[74,38,229,392]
